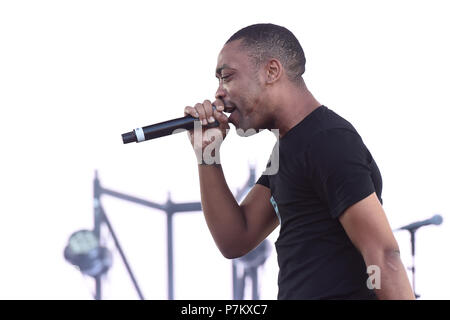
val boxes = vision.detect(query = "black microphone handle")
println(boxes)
[122,114,219,144]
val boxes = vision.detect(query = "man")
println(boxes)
[183,23,414,300]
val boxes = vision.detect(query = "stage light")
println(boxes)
[64,229,112,277]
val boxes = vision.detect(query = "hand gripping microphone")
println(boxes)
[122,106,220,144]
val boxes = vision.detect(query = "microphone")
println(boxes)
[396,214,443,231]
[122,106,220,144]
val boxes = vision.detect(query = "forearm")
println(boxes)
[198,164,248,258]
[365,249,415,300]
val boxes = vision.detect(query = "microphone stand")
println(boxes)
[407,228,420,299]
[395,214,443,299]
[394,225,420,299]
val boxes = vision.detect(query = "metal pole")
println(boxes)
[167,211,174,300]
[250,267,258,300]
[409,229,420,299]
[100,205,145,300]
[100,206,144,300]
[232,262,238,299]
[93,171,102,300]
[94,275,101,300]
[166,192,174,300]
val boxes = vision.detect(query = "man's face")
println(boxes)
[215,40,267,132]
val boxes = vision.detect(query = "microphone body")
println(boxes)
[398,214,443,231]
[122,111,219,144]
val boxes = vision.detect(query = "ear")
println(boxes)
[265,58,283,84]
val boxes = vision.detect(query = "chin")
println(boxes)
[235,122,258,137]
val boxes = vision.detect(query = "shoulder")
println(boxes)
[313,105,359,133]
[305,127,375,185]
[306,127,368,161]
[282,105,361,153]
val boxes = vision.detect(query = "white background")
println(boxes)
[0,0,449,299]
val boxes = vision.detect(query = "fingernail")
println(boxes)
[194,112,199,117]
[202,119,207,125]
[208,116,215,123]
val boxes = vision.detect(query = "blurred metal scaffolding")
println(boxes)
[80,166,271,300]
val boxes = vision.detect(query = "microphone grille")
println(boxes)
[432,214,443,226]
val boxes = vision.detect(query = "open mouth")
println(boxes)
[220,103,238,125]
[222,101,236,114]
[223,107,236,114]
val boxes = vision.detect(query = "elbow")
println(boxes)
[219,244,250,260]
[362,245,402,268]
[214,229,254,259]
[222,251,241,260]
[382,247,403,269]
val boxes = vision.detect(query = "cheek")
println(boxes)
[227,79,261,116]
[243,85,262,114]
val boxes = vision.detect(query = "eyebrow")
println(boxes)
[215,64,234,76]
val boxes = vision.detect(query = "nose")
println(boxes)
[215,83,226,100]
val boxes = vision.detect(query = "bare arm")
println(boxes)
[199,164,278,258]
[339,192,415,300]
[184,99,279,259]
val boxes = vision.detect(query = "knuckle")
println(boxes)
[194,105,204,114]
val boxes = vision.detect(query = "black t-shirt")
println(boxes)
[257,105,382,300]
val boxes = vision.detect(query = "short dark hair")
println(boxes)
[226,23,306,85]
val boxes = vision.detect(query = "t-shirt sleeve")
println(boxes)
[256,142,278,189]
[306,128,379,219]
[256,173,270,188]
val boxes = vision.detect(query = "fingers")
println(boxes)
[201,100,215,124]
[213,108,229,125]
[184,106,199,118]
[213,99,225,112]
[185,100,228,127]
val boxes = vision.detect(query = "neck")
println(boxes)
[268,78,321,138]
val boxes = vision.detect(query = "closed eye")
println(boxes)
[221,75,231,82]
